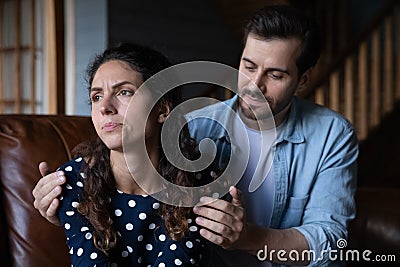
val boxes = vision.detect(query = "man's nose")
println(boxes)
[250,72,266,93]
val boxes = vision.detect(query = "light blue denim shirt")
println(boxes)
[185,96,358,266]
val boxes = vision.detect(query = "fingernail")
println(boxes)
[195,217,202,224]
[57,172,65,182]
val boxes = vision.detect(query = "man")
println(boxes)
[33,5,358,266]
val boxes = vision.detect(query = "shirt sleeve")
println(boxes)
[57,159,110,267]
[293,126,358,266]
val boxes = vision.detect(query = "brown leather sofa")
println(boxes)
[0,115,96,267]
[0,114,399,266]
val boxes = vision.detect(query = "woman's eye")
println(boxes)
[119,90,134,96]
[91,94,102,102]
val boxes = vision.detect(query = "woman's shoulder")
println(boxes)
[58,156,85,171]
[58,157,87,184]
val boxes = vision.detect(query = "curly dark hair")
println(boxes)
[72,43,198,254]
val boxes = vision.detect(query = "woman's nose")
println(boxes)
[100,96,117,115]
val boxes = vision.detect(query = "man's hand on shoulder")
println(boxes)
[32,161,65,226]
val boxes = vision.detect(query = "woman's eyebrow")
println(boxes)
[90,81,136,92]
[90,87,102,93]
[112,81,136,89]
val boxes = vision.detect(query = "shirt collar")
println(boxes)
[276,96,305,144]
[206,96,238,142]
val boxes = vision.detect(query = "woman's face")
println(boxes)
[90,60,163,152]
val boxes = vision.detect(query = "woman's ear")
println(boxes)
[157,102,171,123]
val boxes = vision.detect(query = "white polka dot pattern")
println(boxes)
[186,241,193,248]
[158,234,166,242]
[139,212,147,220]
[212,192,220,198]
[66,211,74,216]
[77,248,83,256]
[189,226,198,232]
[128,200,136,207]
[114,209,122,216]
[126,223,133,231]
[58,158,206,266]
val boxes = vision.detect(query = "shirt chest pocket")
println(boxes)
[279,195,309,228]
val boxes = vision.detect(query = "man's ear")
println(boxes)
[157,102,171,123]
[298,68,312,90]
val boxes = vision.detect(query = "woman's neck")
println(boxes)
[110,142,161,195]
[109,151,143,195]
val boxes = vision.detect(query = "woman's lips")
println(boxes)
[102,122,122,131]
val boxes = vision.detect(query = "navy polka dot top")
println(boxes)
[58,157,207,267]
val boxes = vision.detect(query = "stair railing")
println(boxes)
[299,0,400,141]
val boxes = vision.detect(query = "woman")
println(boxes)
[57,43,210,266]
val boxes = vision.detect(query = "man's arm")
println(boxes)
[193,186,310,265]
[32,161,65,226]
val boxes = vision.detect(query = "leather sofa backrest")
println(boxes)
[0,115,96,267]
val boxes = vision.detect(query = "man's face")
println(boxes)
[238,34,306,122]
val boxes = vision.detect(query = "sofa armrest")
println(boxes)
[347,187,400,265]
[0,115,96,267]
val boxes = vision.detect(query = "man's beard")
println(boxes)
[238,88,274,120]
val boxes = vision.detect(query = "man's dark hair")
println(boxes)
[244,5,322,76]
